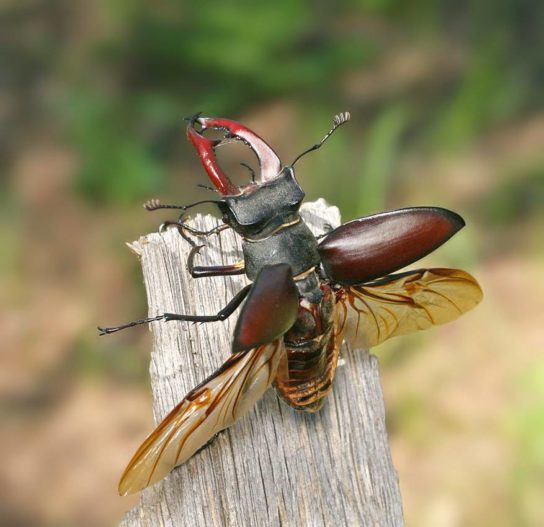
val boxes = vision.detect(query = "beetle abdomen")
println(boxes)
[274,285,339,412]
[275,331,339,412]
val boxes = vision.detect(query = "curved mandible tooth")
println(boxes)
[186,121,239,195]
[197,117,282,183]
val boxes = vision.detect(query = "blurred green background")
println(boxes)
[2,1,543,525]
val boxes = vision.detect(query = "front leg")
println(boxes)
[188,245,245,278]
[160,219,230,237]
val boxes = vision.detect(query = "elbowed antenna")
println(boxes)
[143,198,223,212]
[290,112,351,167]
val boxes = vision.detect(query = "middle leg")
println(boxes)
[98,284,251,335]
[188,245,245,278]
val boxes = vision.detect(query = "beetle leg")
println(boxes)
[188,245,245,278]
[159,219,230,237]
[97,284,252,335]
[161,284,251,323]
[180,222,230,237]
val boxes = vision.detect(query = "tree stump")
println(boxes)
[120,200,404,527]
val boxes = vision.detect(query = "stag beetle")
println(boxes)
[99,112,482,495]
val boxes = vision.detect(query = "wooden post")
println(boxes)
[120,200,404,527]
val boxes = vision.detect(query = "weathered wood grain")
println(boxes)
[120,200,404,527]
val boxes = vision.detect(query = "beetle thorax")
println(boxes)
[219,168,304,239]
[218,167,322,300]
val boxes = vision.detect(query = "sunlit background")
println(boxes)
[2,1,543,525]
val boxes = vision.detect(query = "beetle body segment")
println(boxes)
[276,283,339,411]
[218,168,305,237]
[242,222,320,282]
[232,264,299,352]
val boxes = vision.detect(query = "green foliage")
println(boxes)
[480,164,544,226]
[62,91,165,204]
[433,40,514,148]
[105,0,373,104]
[52,0,544,207]
[357,105,408,213]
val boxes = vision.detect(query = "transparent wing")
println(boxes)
[119,340,284,495]
[336,268,483,349]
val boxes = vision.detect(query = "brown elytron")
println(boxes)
[318,207,465,284]
[104,113,483,495]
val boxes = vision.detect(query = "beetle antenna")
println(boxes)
[290,111,351,167]
[143,198,222,212]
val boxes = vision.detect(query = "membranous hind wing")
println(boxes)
[336,268,483,349]
[119,263,299,495]
[119,340,285,495]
